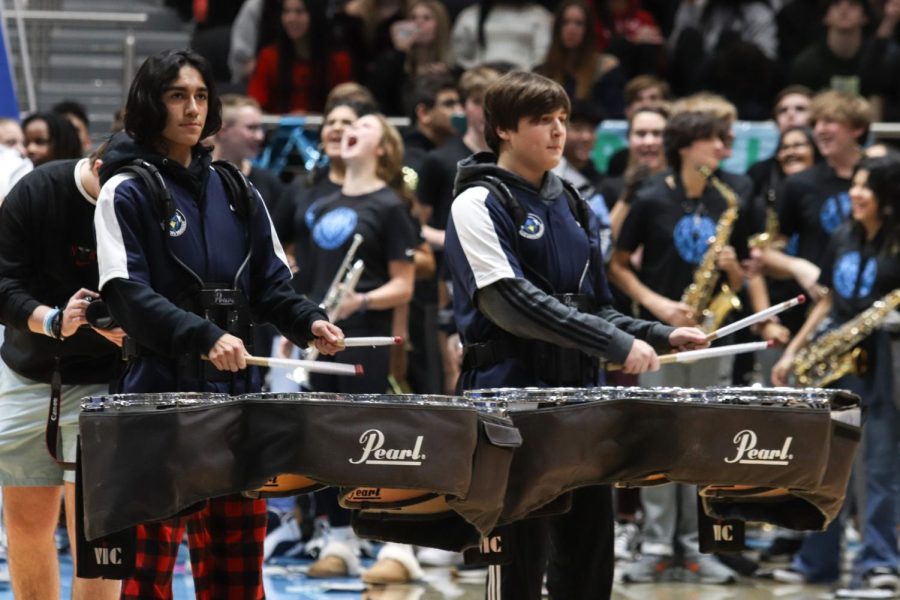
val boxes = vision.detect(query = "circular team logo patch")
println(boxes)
[673,215,716,265]
[167,210,187,237]
[313,206,358,250]
[519,213,545,240]
[833,251,877,299]
[819,192,851,234]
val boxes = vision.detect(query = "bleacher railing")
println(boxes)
[1,3,147,112]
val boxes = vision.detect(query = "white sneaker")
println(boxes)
[263,511,303,561]
[614,522,639,561]
[417,547,463,567]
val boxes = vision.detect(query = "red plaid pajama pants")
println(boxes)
[121,495,267,600]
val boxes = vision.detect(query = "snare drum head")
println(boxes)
[711,387,831,408]
[80,392,230,412]
[350,394,470,408]
[614,387,705,402]
[238,391,352,403]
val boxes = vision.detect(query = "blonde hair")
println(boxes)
[459,65,500,103]
[219,94,261,126]
[810,90,873,133]
[670,92,737,125]
[373,114,415,209]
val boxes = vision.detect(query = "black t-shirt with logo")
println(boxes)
[818,223,900,324]
[616,169,753,319]
[778,162,852,270]
[301,186,419,332]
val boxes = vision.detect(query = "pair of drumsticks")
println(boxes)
[608,295,805,371]
[203,336,402,377]
[215,295,805,377]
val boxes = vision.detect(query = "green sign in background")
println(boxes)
[593,120,781,175]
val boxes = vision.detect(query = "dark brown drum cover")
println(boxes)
[497,387,858,530]
[78,393,519,541]
[702,391,861,530]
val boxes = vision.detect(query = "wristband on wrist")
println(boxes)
[359,293,369,314]
[42,308,60,339]
[50,309,65,340]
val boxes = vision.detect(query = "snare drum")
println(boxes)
[698,387,861,530]
[465,386,626,523]
[339,394,471,515]
[78,392,239,541]
[240,392,353,498]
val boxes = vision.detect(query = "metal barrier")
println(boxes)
[1,5,148,111]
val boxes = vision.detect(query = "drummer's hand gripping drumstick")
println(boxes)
[313,336,403,348]
[202,354,364,376]
[705,295,805,342]
[607,340,774,371]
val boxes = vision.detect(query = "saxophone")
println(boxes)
[680,166,743,333]
[792,289,900,387]
[749,188,785,250]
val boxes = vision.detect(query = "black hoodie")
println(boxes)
[0,159,119,383]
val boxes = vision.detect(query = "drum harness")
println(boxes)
[457,175,602,386]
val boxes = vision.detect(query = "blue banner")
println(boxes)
[0,15,20,119]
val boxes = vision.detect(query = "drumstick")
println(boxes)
[202,355,364,376]
[705,295,805,342]
[337,336,403,348]
[607,341,773,372]
[658,340,773,365]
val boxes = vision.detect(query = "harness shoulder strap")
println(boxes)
[211,160,258,221]
[559,177,593,235]
[460,175,593,235]
[116,160,174,229]
[458,176,527,229]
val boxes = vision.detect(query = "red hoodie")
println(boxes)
[590,0,661,52]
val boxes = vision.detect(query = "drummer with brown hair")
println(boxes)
[444,70,708,600]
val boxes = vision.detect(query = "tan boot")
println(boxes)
[307,554,349,578]
[362,558,411,585]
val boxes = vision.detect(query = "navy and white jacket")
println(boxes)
[94,133,326,393]
[444,153,673,389]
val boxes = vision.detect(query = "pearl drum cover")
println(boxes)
[493,386,859,530]
[78,387,860,550]
[77,393,521,541]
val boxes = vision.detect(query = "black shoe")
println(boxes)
[760,536,802,561]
